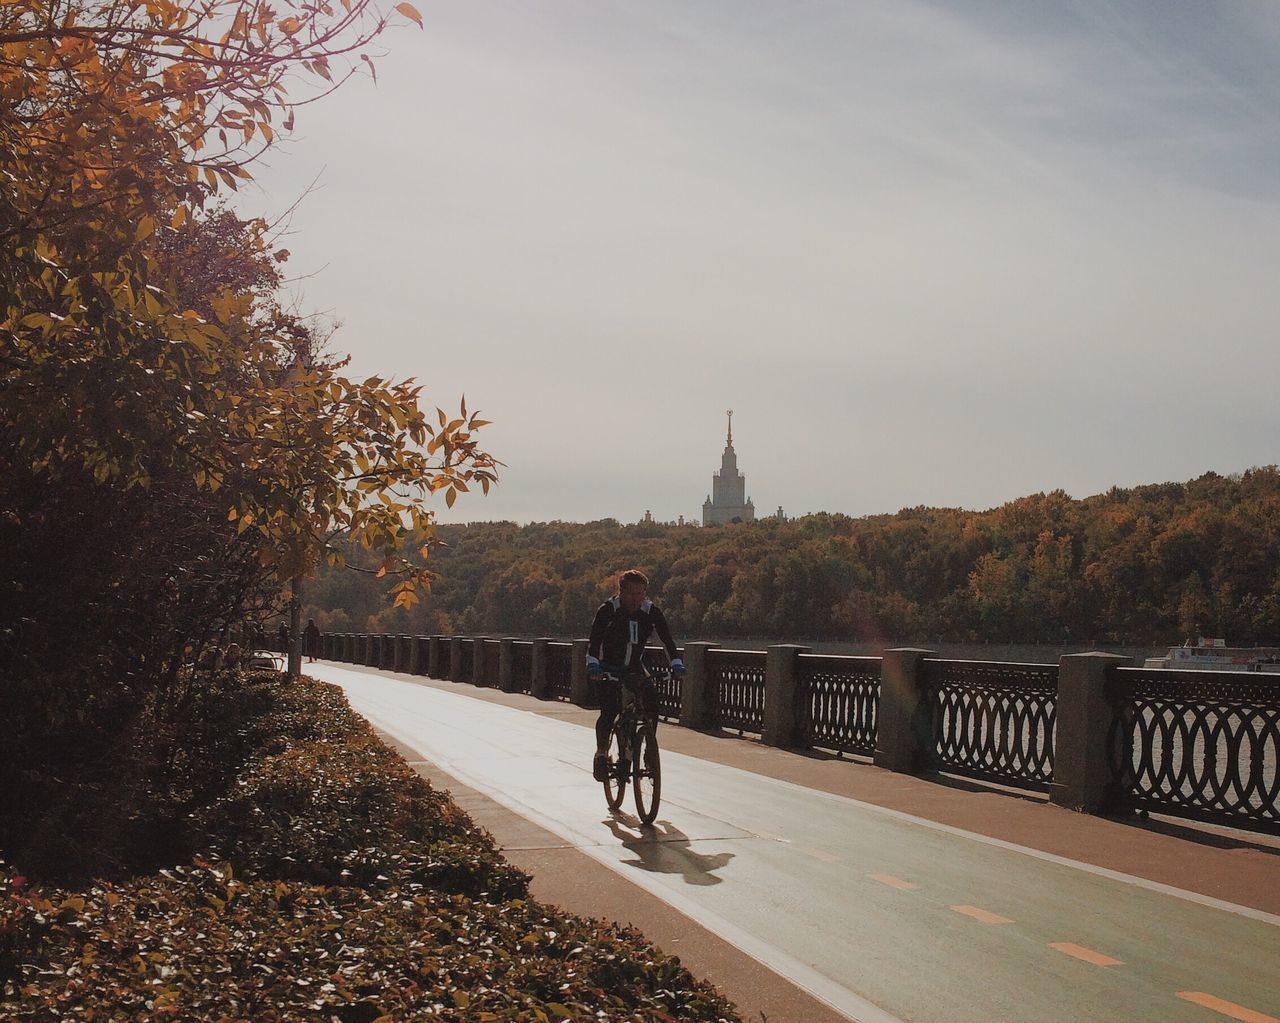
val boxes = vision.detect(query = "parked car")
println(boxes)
[245,649,286,673]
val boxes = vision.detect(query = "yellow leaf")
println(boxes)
[171,205,188,228]
[395,1,423,27]
[445,488,456,508]
[135,215,155,240]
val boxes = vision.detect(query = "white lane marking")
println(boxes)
[320,664,1280,929]
[342,676,900,1023]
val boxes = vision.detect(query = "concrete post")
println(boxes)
[471,637,489,686]
[570,638,592,707]
[679,642,721,730]
[498,638,517,693]
[449,637,465,682]
[1050,652,1133,813]
[763,645,812,748]
[357,634,369,666]
[530,639,551,699]
[874,648,937,774]
[427,636,443,678]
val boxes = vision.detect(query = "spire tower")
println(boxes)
[703,411,755,525]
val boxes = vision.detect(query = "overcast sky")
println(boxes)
[242,1,1280,525]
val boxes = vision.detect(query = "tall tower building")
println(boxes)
[702,410,756,526]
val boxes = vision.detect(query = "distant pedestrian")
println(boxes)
[224,643,242,669]
[276,622,291,653]
[303,618,321,663]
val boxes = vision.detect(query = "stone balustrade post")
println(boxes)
[408,636,423,675]
[679,642,721,730]
[530,639,551,699]
[1050,652,1133,814]
[427,636,443,678]
[449,637,465,682]
[499,639,517,693]
[356,634,369,666]
[570,639,592,707]
[874,648,937,773]
[471,638,489,686]
[344,634,355,663]
[763,645,812,748]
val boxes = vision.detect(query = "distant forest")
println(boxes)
[302,468,1280,647]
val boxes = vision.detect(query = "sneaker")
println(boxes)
[593,752,609,782]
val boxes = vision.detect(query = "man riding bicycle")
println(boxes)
[587,569,684,781]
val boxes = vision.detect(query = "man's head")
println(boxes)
[619,569,649,612]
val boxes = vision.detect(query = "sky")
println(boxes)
[240,1,1280,525]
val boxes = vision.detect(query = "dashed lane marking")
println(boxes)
[1048,942,1123,967]
[950,904,1014,925]
[868,873,919,891]
[1177,992,1280,1023]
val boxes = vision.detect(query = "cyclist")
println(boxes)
[587,569,684,781]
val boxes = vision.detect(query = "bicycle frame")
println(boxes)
[598,665,664,822]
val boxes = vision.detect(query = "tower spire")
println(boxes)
[726,409,733,447]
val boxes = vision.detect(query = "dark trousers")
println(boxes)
[595,675,658,750]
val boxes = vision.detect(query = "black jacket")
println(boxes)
[588,596,678,671]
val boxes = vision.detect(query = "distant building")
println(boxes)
[702,410,755,526]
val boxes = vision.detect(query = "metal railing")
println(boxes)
[1109,667,1280,831]
[512,640,533,694]
[923,659,1057,789]
[314,631,1279,834]
[798,654,880,756]
[641,645,683,721]
[708,648,767,734]
[546,642,574,701]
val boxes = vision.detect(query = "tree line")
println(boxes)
[304,468,1280,647]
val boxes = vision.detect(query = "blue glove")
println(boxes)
[587,656,603,680]
[670,658,686,675]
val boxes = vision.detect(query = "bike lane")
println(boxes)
[309,663,1280,1023]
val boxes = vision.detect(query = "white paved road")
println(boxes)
[311,664,1280,1023]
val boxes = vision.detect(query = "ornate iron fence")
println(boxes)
[797,654,880,756]
[481,639,501,686]
[922,659,1057,789]
[512,641,533,694]
[708,649,767,734]
[641,645,683,721]
[1109,667,1280,831]
[546,642,574,701]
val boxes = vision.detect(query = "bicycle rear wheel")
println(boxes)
[603,720,628,811]
[632,723,661,824]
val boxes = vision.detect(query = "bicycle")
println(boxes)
[597,665,667,824]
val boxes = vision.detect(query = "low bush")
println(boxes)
[0,672,741,1022]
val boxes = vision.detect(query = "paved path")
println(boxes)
[308,663,1280,1023]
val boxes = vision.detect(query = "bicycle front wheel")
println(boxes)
[603,721,628,811]
[632,723,661,824]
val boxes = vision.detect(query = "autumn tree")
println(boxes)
[1,0,496,776]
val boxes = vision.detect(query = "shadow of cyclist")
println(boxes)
[602,815,734,886]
